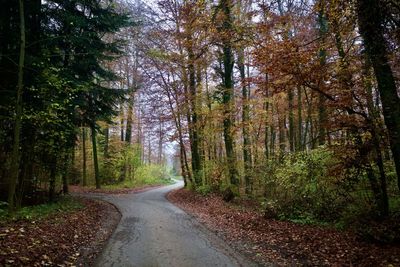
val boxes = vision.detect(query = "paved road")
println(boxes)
[90,181,256,267]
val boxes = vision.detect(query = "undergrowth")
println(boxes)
[102,164,173,190]
[0,196,83,224]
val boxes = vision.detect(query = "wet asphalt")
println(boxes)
[89,181,257,267]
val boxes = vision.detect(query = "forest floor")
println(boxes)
[168,188,400,267]
[0,198,120,266]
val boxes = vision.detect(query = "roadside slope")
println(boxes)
[168,188,400,266]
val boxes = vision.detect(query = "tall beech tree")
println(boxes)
[356,0,400,190]
[216,0,239,189]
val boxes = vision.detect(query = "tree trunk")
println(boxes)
[147,136,151,164]
[158,119,163,164]
[278,113,286,154]
[164,74,192,184]
[205,70,216,162]
[196,66,205,185]
[365,60,389,217]
[306,90,317,149]
[357,0,400,190]
[188,45,202,187]
[288,87,295,152]
[179,145,188,187]
[49,160,57,202]
[238,48,252,194]
[372,129,389,217]
[264,74,269,160]
[317,1,327,146]
[120,114,125,142]
[104,126,109,158]
[16,132,34,209]
[270,105,276,157]
[62,153,69,194]
[124,93,134,181]
[220,0,239,188]
[82,127,87,186]
[91,125,100,189]
[125,101,133,144]
[297,87,303,151]
[8,0,25,212]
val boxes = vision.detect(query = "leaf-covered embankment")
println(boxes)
[0,198,120,266]
[168,189,400,266]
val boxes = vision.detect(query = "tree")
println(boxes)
[0,0,129,206]
[7,0,26,211]
[216,0,239,190]
[236,0,253,195]
[356,0,400,190]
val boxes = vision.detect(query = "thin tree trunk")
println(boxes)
[62,153,69,194]
[82,127,87,186]
[179,145,188,187]
[264,73,269,160]
[17,135,34,209]
[158,119,163,164]
[104,126,109,158]
[70,143,76,184]
[307,90,317,149]
[173,10,193,185]
[205,70,215,162]
[288,87,295,152]
[49,160,57,202]
[278,114,286,154]
[8,0,25,212]
[147,136,151,164]
[317,1,327,146]
[270,105,276,157]
[297,87,303,151]
[91,125,100,189]
[238,48,252,194]
[120,113,125,142]
[124,92,134,181]
[125,100,134,144]
[196,66,205,185]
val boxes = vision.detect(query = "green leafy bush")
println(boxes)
[263,147,349,222]
[196,185,213,196]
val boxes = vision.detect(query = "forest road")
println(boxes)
[89,180,258,267]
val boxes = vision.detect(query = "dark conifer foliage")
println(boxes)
[0,0,130,208]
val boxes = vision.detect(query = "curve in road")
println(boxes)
[91,181,257,267]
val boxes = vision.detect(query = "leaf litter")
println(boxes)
[0,198,120,266]
[168,188,400,266]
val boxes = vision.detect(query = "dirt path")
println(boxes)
[87,181,257,267]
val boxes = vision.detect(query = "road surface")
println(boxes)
[91,181,257,267]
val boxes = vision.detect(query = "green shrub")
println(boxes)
[196,185,213,196]
[0,196,83,223]
[263,147,349,223]
[202,160,227,190]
